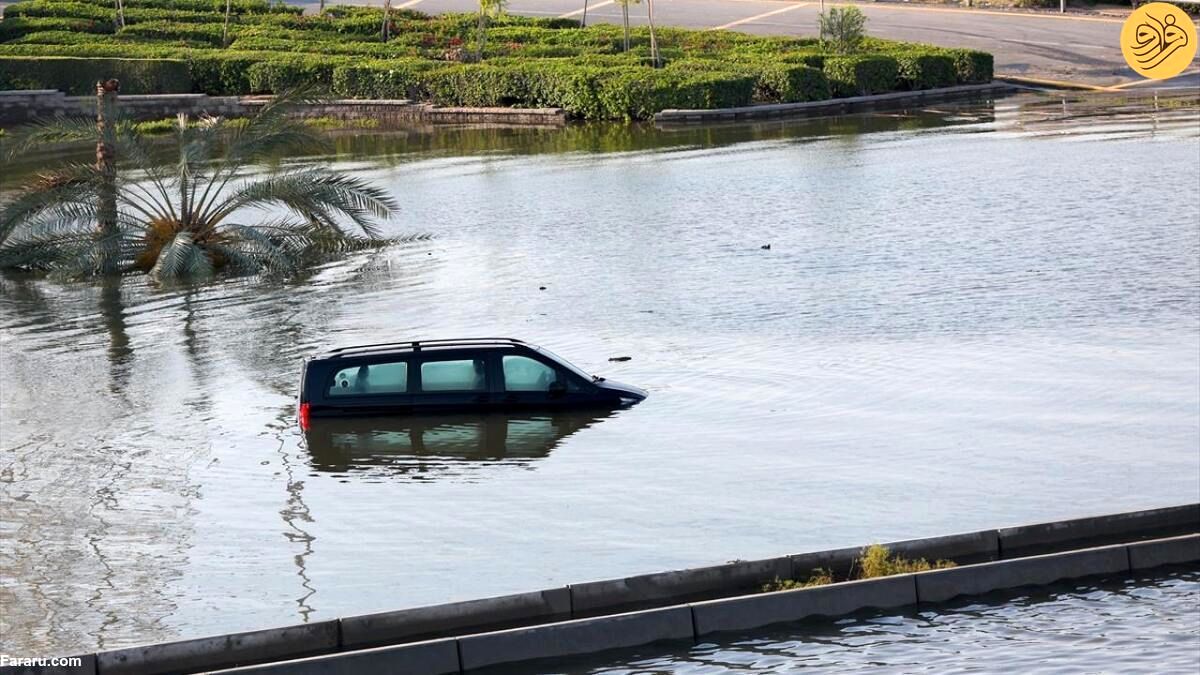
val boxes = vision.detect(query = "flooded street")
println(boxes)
[1,92,1198,658]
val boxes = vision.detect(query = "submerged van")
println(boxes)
[298,338,646,428]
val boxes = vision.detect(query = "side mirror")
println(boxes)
[548,380,567,398]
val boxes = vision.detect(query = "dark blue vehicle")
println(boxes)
[298,338,646,428]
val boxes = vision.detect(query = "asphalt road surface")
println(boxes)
[280,0,1200,86]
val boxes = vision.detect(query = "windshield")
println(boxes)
[533,346,595,382]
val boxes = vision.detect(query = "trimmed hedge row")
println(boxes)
[0,55,191,94]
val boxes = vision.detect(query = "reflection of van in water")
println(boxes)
[303,411,610,478]
[298,338,646,429]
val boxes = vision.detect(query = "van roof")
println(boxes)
[314,337,533,360]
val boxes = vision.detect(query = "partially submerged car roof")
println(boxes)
[313,337,536,360]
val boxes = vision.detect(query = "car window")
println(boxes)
[503,355,559,392]
[421,358,487,392]
[328,361,408,396]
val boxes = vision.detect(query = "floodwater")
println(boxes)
[507,566,1200,674]
[1,92,1198,658]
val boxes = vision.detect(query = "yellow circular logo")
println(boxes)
[1121,2,1198,80]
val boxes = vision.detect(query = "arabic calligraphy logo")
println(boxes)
[1121,3,1198,80]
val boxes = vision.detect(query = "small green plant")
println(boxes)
[857,544,957,578]
[761,568,834,592]
[760,547,956,594]
[818,5,867,54]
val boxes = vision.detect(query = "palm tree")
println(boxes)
[646,0,660,67]
[0,87,398,281]
[476,0,508,60]
[616,0,641,52]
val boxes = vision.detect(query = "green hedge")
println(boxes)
[894,51,956,91]
[944,48,993,84]
[0,16,114,41]
[824,55,898,97]
[0,55,190,93]
[331,59,443,99]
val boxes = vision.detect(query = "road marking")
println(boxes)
[396,0,424,7]
[711,2,807,30]
[560,0,617,18]
[838,1,1124,25]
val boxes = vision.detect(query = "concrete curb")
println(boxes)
[997,503,1200,558]
[340,588,570,649]
[94,621,339,675]
[914,544,1130,604]
[569,556,791,616]
[653,83,1013,124]
[1127,533,1200,570]
[456,606,694,671]
[201,638,459,675]
[691,574,916,636]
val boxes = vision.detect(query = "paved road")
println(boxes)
[284,0,1196,86]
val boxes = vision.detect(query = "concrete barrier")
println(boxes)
[915,544,1130,604]
[340,587,570,649]
[456,606,694,671]
[203,638,459,675]
[788,546,862,581]
[654,83,1012,124]
[569,556,791,616]
[788,530,999,582]
[1127,534,1200,570]
[94,621,339,675]
[997,504,1200,558]
[690,575,916,636]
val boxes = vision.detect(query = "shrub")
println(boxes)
[119,21,226,47]
[331,59,444,99]
[3,1,116,21]
[824,54,897,96]
[894,51,956,90]
[187,52,263,94]
[0,16,114,41]
[857,544,957,578]
[0,55,191,93]
[818,5,867,54]
[944,48,993,84]
[244,55,350,94]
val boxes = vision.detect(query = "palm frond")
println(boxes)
[2,116,99,160]
[0,229,99,271]
[215,168,397,239]
[220,223,303,275]
[0,164,100,245]
[224,89,330,166]
[149,231,214,281]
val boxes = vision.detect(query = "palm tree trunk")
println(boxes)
[646,0,660,67]
[622,3,630,51]
[96,79,120,274]
[381,0,392,42]
[581,0,589,27]
[115,0,126,28]
[222,0,232,47]
[477,12,487,60]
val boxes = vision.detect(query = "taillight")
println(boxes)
[298,402,311,431]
